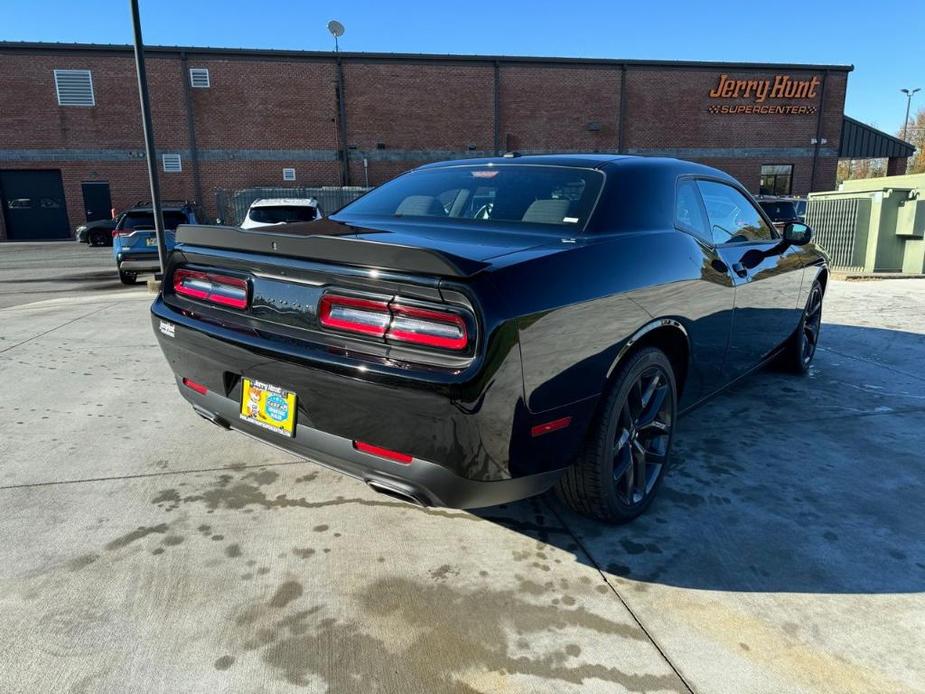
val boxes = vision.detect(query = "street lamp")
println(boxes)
[901,88,920,142]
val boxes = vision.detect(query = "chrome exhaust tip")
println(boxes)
[366,480,430,507]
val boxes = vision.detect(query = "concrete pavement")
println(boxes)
[0,250,923,692]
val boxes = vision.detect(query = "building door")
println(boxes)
[0,170,70,240]
[81,181,112,222]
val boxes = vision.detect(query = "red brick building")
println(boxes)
[0,41,908,241]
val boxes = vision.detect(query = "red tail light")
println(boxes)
[388,304,468,350]
[318,295,390,337]
[318,294,469,351]
[353,440,413,464]
[173,268,249,309]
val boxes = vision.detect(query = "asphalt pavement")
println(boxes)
[0,241,146,309]
[0,243,923,693]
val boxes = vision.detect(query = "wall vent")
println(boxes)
[162,153,183,173]
[282,168,296,181]
[189,68,210,88]
[54,69,95,106]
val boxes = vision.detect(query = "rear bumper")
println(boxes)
[177,378,562,508]
[119,251,160,272]
[150,295,595,508]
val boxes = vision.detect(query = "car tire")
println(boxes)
[777,280,823,375]
[119,270,138,285]
[557,346,677,523]
[89,230,108,247]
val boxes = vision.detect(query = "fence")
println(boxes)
[214,186,372,226]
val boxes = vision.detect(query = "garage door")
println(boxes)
[0,170,71,240]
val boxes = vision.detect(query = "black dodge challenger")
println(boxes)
[151,155,826,522]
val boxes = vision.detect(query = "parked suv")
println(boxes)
[112,201,205,284]
[757,197,803,232]
[240,198,323,229]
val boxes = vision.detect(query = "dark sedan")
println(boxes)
[76,218,117,246]
[151,155,826,522]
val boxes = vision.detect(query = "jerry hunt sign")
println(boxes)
[707,74,821,115]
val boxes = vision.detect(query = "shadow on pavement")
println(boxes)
[477,324,925,595]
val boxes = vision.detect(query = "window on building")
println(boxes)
[697,180,774,244]
[189,68,210,88]
[162,154,183,173]
[54,69,95,106]
[759,164,793,196]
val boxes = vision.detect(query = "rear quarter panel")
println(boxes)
[488,229,732,413]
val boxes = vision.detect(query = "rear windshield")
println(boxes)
[759,201,798,221]
[120,211,188,230]
[248,205,318,224]
[338,165,604,231]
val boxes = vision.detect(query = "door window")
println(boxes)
[697,180,774,245]
[674,179,711,244]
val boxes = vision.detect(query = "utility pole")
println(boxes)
[130,0,168,277]
[901,88,920,142]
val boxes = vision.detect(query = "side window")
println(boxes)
[696,180,774,244]
[674,179,711,244]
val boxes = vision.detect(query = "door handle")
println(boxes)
[732,262,748,278]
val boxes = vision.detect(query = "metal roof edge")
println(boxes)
[842,115,914,149]
[0,41,855,72]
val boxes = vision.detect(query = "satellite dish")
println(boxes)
[327,20,345,38]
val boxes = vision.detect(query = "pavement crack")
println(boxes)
[0,302,117,354]
[819,345,925,383]
[0,459,310,492]
[542,497,696,694]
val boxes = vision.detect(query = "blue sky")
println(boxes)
[3,0,923,133]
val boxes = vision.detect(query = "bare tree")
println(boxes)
[899,107,925,174]
[837,157,887,184]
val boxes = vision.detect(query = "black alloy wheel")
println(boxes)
[611,365,673,507]
[801,283,823,367]
[557,347,677,523]
[778,280,824,374]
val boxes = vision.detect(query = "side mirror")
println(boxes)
[783,222,812,246]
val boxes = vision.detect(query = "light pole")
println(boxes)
[130,0,167,277]
[901,88,920,142]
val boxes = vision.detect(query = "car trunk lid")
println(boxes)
[174,216,561,277]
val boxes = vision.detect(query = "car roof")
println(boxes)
[415,153,629,170]
[250,198,319,207]
[413,153,735,180]
[125,204,190,212]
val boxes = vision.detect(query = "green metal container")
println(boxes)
[807,173,925,273]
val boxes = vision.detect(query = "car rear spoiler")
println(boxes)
[174,224,488,278]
